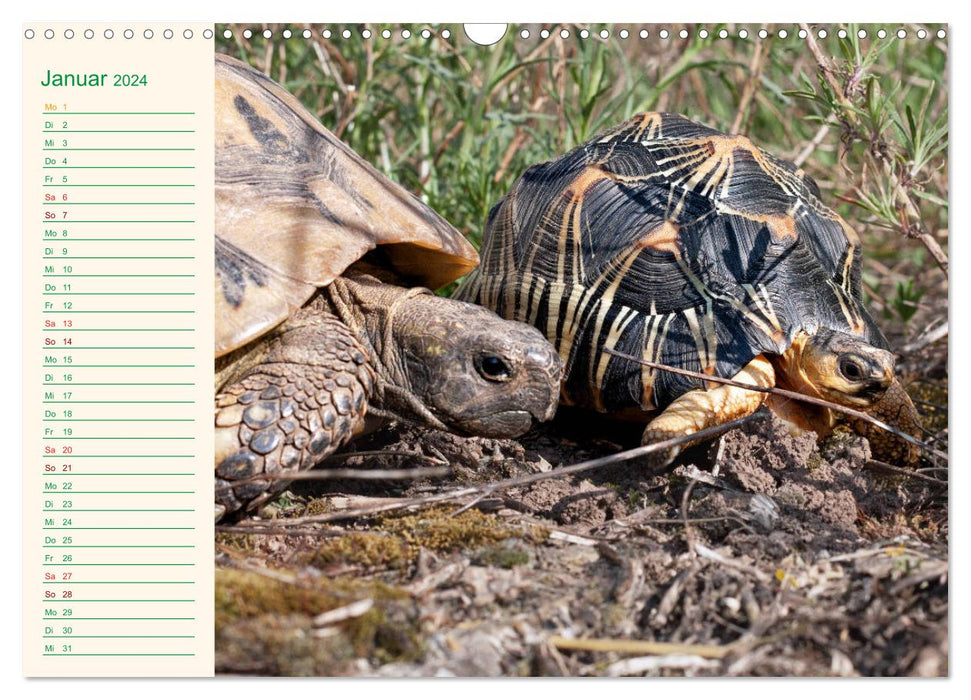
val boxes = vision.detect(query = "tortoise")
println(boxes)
[213,54,562,518]
[457,111,921,466]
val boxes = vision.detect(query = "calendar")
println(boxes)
[20,20,949,680]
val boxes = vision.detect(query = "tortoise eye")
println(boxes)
[838,357,865,382]
[477,355,512,382]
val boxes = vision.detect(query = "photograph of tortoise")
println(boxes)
[457,111,922,468]
[212,54,562,519]
[209,24,946,678]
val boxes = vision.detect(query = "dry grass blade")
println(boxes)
[694,542,772,583]
[900,321,948,354]
[603,348,945,462]
[864,459,947,486]
[213,465,452,494]
[793,122,833,168]
[730,30,769,134]
[549,634,738,660]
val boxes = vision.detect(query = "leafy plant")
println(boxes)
[216,22,947,333]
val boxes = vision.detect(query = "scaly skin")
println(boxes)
[852,379,922,465]
[638,329,922,469]
[214,275,562,519]
[641,356,775,468]
[214,310,374,516]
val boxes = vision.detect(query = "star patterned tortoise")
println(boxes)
[457,112,921,466]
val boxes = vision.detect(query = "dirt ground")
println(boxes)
[214,367,948,677]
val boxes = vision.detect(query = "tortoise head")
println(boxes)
[777,328,922,465]
[794,328,895,408]
[389,294,563,438]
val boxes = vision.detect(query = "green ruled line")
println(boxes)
[42,437,195,440]
[40,329,196,332]
[43,130,195,133]
[43,545,195,548]
[41,601,194,603]
[43,383,195,386]
[43,148,195,152]
[45,201,195,205]
[44,238,197,242]
[43,311,196,313]
[43,401,196,404]
[42,365,194,368]
[45,531,195,534]
[41,414,194,421]
[43,294,196,297]
[43,275,196,278]
[43,579,194,583]
[43,111,196,115]
[44,184,196,187]
[42,476,194,479]
[43,490,195,493]
[43,617,196,620]
[43,257,195,260]
[43,654,196,657]
[43,418,195,421]
[42,564,194,567]
[40,221,195,224]
[44,506,195,509]
[41,346,194,349]
[44,636,196,639]
[43,166,195,169]
[40,455,194,458]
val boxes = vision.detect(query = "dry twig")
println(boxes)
[550,634,737,660]
[221,412,761,532]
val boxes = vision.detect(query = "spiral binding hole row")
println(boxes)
[24,26,946,42]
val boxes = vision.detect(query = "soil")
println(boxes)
[214,388,948,677]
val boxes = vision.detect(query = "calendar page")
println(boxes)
[20,18,949,680]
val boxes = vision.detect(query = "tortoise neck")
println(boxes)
[324,275,446,428]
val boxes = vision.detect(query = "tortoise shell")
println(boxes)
[458,112,889,415]
[214,54,478,357]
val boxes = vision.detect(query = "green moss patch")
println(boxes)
[215,568,422,668]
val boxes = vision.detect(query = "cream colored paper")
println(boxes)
[22,23,214,677]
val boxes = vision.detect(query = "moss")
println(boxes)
[307,508,547,574]
[602,603,631,630]
[380,506,548,553]
[805,450,824,473]
[313,531,411,570]
[473,544,531,569]
[214,568,422,665]
[214,531,261,554]
[303,497,335,517]
[257,490,304,519]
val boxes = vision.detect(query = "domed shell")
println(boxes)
[214,54,478,356]
[460,112,889,414]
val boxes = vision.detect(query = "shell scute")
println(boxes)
[214,54,477,356]
[459,112,888,414]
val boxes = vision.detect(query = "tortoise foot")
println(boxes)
[214,316,374,518]
[639,355,775,470]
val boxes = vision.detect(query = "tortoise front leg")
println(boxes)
[641,355,775,468]
[214,313,375,519]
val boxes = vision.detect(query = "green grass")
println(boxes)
[217,22,948,328]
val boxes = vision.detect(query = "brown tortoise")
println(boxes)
[213,55,561,518]
[457,112,921,466]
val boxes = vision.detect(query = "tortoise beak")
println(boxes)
[526,346,562,423]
